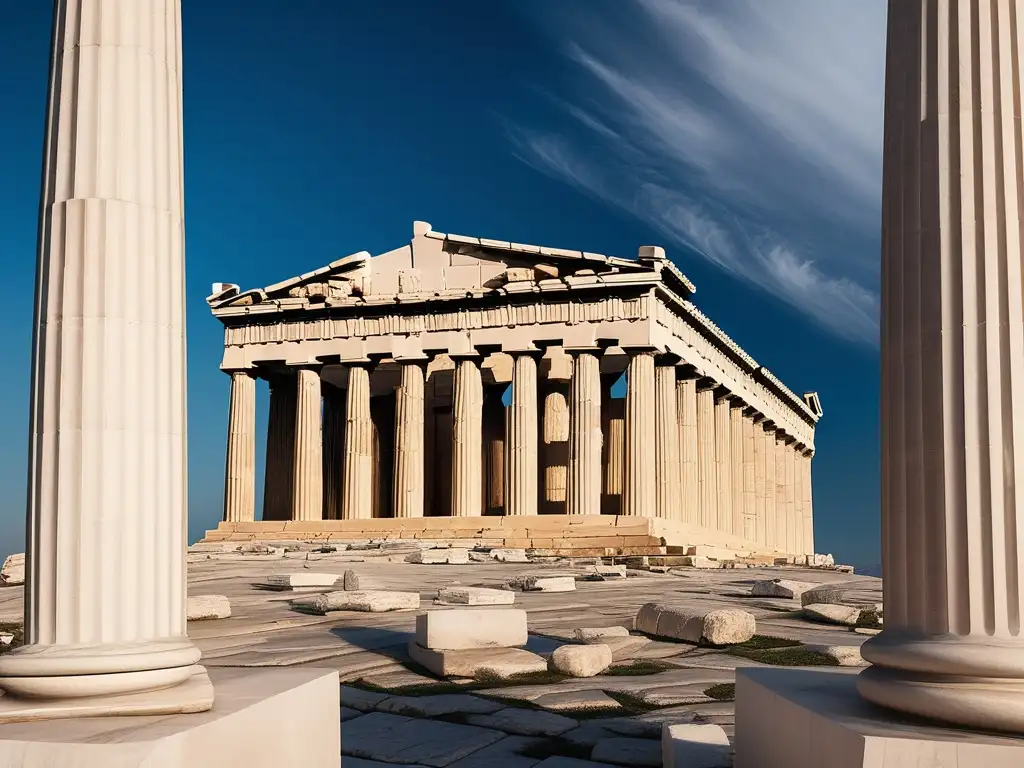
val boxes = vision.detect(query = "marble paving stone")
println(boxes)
[447,736,546,768]
[408,642,548,679]
[600,635,652,661]
[533,757,619,768]
[342,758,428,768]
[590,737,662,767]
[532,690,621,712]
[341,706,363,722]
[407,549,471,565]
[803,603,861,627]
[340,685,390,712]
[662,722,732,768]
[465,707,579,737]
[341,712,505,767]
[376,694,504,717]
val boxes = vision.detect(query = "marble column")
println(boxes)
[602,392,626,516]
[855,0,1024,724]
[786,445,800,555]
[753,419,767,545]
[696,386,717,530]
[321,384,345,520]
[451,357,483,517]
[677,376,699,525]
[764,425,778,550]
[506,354,539,517]
[741,412,756,543]
[223,372,256,523]
[714,394,734,535]
[567,351,602,516]
[624,352,656,517]
[801,452,815,555]
[730,404,745,538]
[542,383,569,513]
[775,436,792,553]
[483,388,505,513]
[291,369,323,522]
[263,375,297,521]
[342,364,373,520]
[654,364,681,520]
[393,362,425,518]
[0,0,211,710]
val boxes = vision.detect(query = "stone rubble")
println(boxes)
[802,603,863,627]
[635,603,756,645]
[292,589,420,614]
[261,572,341,590]
[805,644,868,667]
[435,587,516,606]
[549,644,613,678]
[185,594,231,621]
[574,626,630,643]
[344,569,360,590]
[799,585,846,607]
[406,548,471,565]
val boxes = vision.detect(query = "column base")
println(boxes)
[734,667,1024,768]
[0,665,212,723]
[0,667,337,766]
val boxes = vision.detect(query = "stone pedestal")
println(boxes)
[654,365,681,520]
[696,386,717,530]
[624,352,656,517]
[0,0,208,711]
[223,372,256,523]
[677,377,699,525]
[393,362,425,518]
[506,354,539,517]
[567,352,602,516]
[451,357,483,517]
[291,368,323,522]
[342,365,373,520]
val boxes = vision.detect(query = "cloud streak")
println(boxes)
[509,0,886,346]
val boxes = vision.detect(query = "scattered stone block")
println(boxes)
[292,590,419,614]
[591,737,662,767]
[0,553,24,586]
[635,603,755,645]
[662,722,731,768]
[811,553,835,567]
[800,586,846,607]
[575,626,629,643]
[491,548,529,563]
[406,548,470,565]
[550,644,612,678]
[507,575,576,592]
[435,587,516,606]
[466,707,579,736]
[835,564,855,573]
[533,690,621,712]
[262,572,340,590]
[678,556,720,569]
[341,712,504,767]
[186,594,231,621]
[344,569,360,591]
[416,608,527,650]
[749,578,815,600]
[588,565,627,580]
[376,694,503,717]
[408,642,547,679]
[806,644,868,667]
[803,603,862,627]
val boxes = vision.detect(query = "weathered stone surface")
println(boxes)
[679,556,721,569]
[575,626,630,643]
[522,576,576,592]
[341,685,389,712]
[591,737,662,767]
[550,644,612,678]
[341,712,504,767]
[416,608,528,650]
[436,587,516,606]
[805,644,868,667]
[602,635,652,660]
[749,578,814,600]
[532,690,621,712]
[799,586,846,607]
[263,572,340,590]
[407,548,471,565]
[340,706,363,722]
[0,553,24,586]
[634,603,755,645]
[662,723,731,768]
[186,594,231,621]
[408,642,547,679]
[447,736,547,768]
[293,590,420,614]
[803,603,861,627]
[377,694,504,717]
[343,758,428,768]
[533,758,619,768]
[589,565,627,580]
[853,627,882,636]
[344,569,360,591]
[466,707,579,736]
[491,548,529,563]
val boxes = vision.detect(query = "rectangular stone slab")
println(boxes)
[291,590,420,614]
[416,608,527,649]
[435,587,516,606]
[407,642,547,679]
[261,572,341,590]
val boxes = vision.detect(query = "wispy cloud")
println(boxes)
[508,0,886,346]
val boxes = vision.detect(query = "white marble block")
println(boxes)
[0,554,24,587]
[186,595,231,621]
[407,643,547,679]
[635,603,755,645]
[435,587,516,606]
[406,549,471,565]
[416,609,528,650]
[263,573,341,590]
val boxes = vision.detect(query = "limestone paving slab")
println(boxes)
[447,736,547,768]
[341,706,363,722]
[590,737,662,767]
[342,758,428,768]
[376,694,504,717]
[341,685,390,712]
[407,549,471,565]
[575,626,629,643]
[408,642,548,679]
[465,707,579,737]
[532,690,621,712]
[341,712,505,767]
[662,722,732,768]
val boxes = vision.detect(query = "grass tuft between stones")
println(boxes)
[704,682,736,701]
[736,635,802,651]
[603,659,675,676]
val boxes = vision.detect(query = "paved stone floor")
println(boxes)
[0,545,881,767]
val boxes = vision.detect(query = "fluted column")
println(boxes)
[0,0,210,709]
[774,436,790,552]
[223,372,256,523]
[677,376,699,525]
[624,352,656,517]
[763,425,777,550]
[714,394,733,535]
[654,364,681,520]
[859,4,1024,726]
[602,390,625,515]
[542,383,569,513]
[393,362,425,518]
[506,354,539,516]
[322,384,345,520]
[730,404,745,537]
[741,412,756,543]
[567,351,602,516]
[291,369,323,522]
[801,452,815,555]
[752,419,767,545]
[696,386,717,529]
[263,375,297,521]
[451,356,483,517]
[342,364,373,520]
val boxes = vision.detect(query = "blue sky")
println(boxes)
[0,1,886,568]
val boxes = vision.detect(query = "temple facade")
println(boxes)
[202,222,823,558]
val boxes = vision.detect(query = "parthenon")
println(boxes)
[203,222,823,558]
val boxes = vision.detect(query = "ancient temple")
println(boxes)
[202,222,822,558]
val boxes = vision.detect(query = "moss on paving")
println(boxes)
[704,682,736,701]
[603,659,675,676]
[737,635,802,651]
